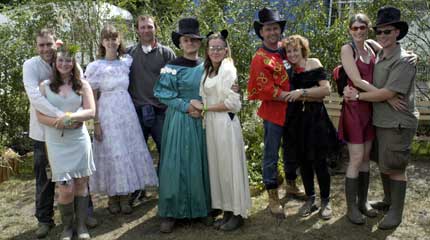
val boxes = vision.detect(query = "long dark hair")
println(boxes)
[50,46,82,95]
[203,31,231,83]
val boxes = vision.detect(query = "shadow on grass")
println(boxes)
[89,198,158,238]
[9,198,158,240]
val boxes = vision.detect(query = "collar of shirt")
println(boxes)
[262,44,280,54]
[376,43,401,63]
[141,40,158,54]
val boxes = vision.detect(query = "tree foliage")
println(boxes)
[1,0,429,187]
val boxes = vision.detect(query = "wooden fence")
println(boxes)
[324,94,430,129]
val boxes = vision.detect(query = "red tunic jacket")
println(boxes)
[247,47,290,126]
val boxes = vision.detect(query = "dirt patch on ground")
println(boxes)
[1,158,429,240]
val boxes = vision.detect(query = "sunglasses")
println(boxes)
[350,26,367,31]
[375,29,396,35]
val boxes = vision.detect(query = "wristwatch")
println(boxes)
[355,92,360,100]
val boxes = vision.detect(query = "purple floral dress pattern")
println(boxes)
[85,55,158,196]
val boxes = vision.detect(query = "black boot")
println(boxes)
[58,202,74,240]
[345,177,365,224]
[214,211,233,229]
[378,180,407,230]
[220,214,244,231]
[75,196,91,239]
[370,173,391,211]
[358,172,377,218]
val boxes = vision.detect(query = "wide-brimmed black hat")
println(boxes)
[253,7,286,40]
[373,6,409,41]
[172,17,204,49]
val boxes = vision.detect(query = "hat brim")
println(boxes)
[253,20,286,40]
[373,21,409,41]
[171,31,204,49]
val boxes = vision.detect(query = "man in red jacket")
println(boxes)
[248,7,304,219]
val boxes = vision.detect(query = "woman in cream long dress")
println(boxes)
[192,31,251,231]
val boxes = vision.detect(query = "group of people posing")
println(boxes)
[22,5,417,240]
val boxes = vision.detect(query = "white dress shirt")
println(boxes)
[22,56,63,141]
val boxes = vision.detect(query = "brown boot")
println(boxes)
[378,180,406,230]
[108,196,120,214]
[267,189,286,219]
[286,180,306,198]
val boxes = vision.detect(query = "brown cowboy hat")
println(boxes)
[373,6,409,41]
[171,17,204,49]
[253,7,286,40]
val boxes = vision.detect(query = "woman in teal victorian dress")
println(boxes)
[154,17,211,233]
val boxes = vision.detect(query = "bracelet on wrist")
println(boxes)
[63,112,73,127]
[301,89,308,97]
[201,105,208,117]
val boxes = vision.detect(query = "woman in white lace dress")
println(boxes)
[85,25,158,214]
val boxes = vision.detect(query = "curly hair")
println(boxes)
[282,34,310,59]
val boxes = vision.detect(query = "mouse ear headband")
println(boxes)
[206,29,229,39]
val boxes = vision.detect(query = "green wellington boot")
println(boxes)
[370,173,391,212]
[58,202,74,240]
[345,177,365,224]
[358,172,377,218]
[75,196,91,239]
[378,180,407,230]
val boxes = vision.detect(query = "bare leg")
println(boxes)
[346,143,365,178]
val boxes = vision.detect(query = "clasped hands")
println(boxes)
[53,114,82,129]
[282,89,304,102]
[188,99,204,118]
[188,99,203,118]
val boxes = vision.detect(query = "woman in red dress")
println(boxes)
[338,13,382,225]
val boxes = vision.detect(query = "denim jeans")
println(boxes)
[263,120,298,190]
[135,105,165,155]
[33,140,55,224]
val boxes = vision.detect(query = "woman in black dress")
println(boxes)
[283,35,337,220]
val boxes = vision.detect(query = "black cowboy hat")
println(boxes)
[172,17,204,49]
[373,6,409,41]
[253,7,286,40]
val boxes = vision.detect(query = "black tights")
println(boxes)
[300,154,331,200]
